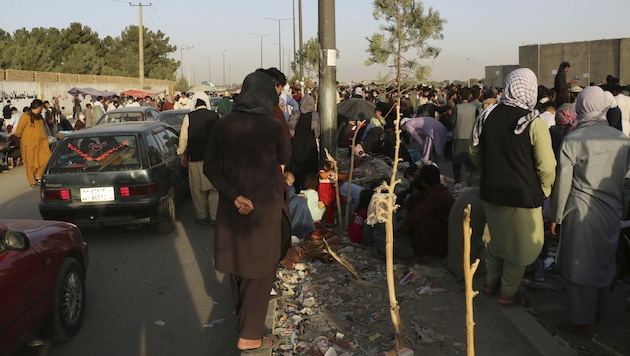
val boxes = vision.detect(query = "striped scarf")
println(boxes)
[473,68,539,146]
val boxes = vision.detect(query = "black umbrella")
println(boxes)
[337,98,376,122]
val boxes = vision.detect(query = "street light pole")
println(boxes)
[250,33,271,68]
[467,57,471,87]
[222,50,227,87]
[264,17,292,71]
[211,57,212,84]
[182,45,194,87]
[129,2,151,88]
[187,46,193,86]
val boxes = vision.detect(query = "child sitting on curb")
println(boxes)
[300,173,326,223]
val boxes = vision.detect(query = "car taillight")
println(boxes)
[43,189,71,200]
[120,184,157,197]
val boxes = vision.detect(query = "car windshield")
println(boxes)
[98,112,144,124]
[49,135,141,173]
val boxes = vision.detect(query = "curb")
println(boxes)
[499,306,575,356]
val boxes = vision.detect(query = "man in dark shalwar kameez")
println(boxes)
[204,71,291,352]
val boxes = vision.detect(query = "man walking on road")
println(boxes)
[177,93,220,225]
[204,70,290,352]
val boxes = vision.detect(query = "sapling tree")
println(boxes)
[365,0,445,353]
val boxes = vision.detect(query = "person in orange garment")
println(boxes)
[15,99,51,188]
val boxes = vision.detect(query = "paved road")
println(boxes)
[1,166,241,355]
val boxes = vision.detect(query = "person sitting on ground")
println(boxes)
[446,187,487,281]
[402,164,455,261]
[300,173,326,223]
[285,172,315,239]
[395,164,420,206]
[347,189,373,244]
[363,182,416,263]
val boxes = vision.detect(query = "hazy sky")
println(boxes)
[2,0,629,85]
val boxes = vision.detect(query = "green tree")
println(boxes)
[3,28,55,71]
[56,23,103,72]
[58,42,104,74]
[296,37,319,80]
[174,76,189,93]
[296,36,339,81]
[366,0,445,84]
[364,1,445,353]
[101,26,177,80]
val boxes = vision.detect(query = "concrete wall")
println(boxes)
[0,69,175,116]
[484,65,519,88]
[517,38,629,88]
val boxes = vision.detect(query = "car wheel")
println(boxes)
[157,189,175,234]
[52,258,86,341]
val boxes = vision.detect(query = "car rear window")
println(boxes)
[101,112,144,123]
[49,135,141,173]
[158,112,185,126]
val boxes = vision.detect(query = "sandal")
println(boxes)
[239,335,278,354]
[557,322,597,339]
[497,292,528,306]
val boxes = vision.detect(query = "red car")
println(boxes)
[0,220,88,355]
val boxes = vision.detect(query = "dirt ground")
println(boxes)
[272,242,541,356]
[268,151,630,356]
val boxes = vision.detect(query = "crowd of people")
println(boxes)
[1,63,629,350]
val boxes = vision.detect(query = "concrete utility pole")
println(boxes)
[264,17,292,71]
[182,45,194,87]
[206,57,212,83]
[299,0,304,80]
[129,2,151,88]
[250,33,271,68]
[222,50,227,87]
[292,0,296,78]
[467,57,471,87]
[318,0,337,158]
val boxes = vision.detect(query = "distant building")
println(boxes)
[485,38,630,89]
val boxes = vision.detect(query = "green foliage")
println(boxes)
[365,0,446,85]
[174,76,190,92]
[58,43,104,74]
[296,36,340,81]
[0,23,178,80]
[296,37,319,80]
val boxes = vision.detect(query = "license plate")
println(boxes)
[80,187,115,202]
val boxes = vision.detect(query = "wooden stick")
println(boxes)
[324,149,344,228]
[323,238,363,282]
[463,204,480,356]
[345,120,365,229]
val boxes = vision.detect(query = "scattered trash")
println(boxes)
[154,320,166,327]
[412,324,445,344]
[202,318,226,328]
[399,271,416,286]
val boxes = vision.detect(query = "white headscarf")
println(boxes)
[575,86,617,127]
[472,68,539,146]
[191,91,210,109]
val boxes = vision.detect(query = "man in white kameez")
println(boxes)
[550,86,630,337]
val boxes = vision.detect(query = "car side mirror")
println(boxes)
[1,229,29,251]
